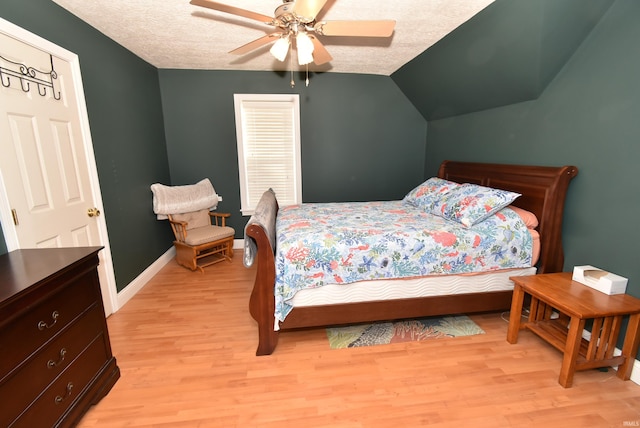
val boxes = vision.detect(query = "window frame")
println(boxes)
[233,93,303,216]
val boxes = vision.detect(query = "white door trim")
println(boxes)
[0,17,119,315]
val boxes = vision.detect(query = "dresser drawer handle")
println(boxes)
[47,348,67,369]
[37,310,60,330]
[54,382,74,404]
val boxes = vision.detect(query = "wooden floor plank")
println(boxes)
[78,254,640,427]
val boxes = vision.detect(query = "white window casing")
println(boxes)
[234,94,302,215]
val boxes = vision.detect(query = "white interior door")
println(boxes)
[0,18,118,315]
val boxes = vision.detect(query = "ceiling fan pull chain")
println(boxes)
[290,52,295,88]
[305,64,310,87]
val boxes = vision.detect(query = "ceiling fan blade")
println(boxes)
[308,35,332,65]
[316,20,396,37]
[190,0,274,24]
[292,0,329,22]
[229,33,280,55]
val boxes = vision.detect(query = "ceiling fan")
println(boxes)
[190,0,396,76]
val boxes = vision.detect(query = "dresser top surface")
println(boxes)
[0,247,103,305]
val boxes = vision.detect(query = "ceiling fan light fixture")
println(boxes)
[270,36,290,62]
[296,31,315,65]
[190,0,396,87]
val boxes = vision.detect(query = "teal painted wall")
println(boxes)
[423,0,640,356]
[0,230,6,254]
[159,69,427,235]
[424,0,639,293]
[0,0,174,291]
[392,0,613,120]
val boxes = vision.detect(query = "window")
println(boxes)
[234,94,302,215]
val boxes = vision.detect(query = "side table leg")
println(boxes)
[507,283,525,344]
[617,313,640,380]
[559,317,586,388]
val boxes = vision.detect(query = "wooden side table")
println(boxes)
[507,272,640,388]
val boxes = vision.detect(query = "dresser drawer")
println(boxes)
[0,270,99,377]
[8,334,110,428]
[0,305,106,427]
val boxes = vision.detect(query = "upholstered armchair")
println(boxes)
[168,209,234,271]
[151,178,234,272]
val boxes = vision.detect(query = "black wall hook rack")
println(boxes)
[0,53,61,100]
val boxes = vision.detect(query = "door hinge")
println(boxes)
[11,208,19,226]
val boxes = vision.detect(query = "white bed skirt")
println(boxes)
[288,267,537,308]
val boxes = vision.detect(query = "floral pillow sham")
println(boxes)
[430,183,521,228]
[403,177,460,210]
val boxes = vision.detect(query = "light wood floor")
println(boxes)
[79,254,640,428]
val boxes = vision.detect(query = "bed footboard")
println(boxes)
[244,189,279,356]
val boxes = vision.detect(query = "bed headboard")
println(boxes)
[438,160,578,274]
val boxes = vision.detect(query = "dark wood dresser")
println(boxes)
[0,247,120,427]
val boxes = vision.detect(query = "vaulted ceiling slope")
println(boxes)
[392,0,615,120]
[50,0,615,121]
[51,0,495,75]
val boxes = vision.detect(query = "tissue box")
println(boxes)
[572,265,628,295]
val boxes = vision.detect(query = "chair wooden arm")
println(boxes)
[209,212,231,227]
[168,218,188,242]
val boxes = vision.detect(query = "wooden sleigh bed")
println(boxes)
[245,160,578,355]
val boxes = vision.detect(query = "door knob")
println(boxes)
[87,207,101,217]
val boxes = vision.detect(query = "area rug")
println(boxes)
[326,315,485,349]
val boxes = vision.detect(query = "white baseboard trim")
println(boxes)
[116,246,175,310]
[115,241,243,311]
[582,329,640,385]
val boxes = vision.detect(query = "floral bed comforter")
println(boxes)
[274,200,533,324]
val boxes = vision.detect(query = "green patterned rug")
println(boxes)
[326,315,485,349]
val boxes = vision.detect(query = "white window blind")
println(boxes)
[234,94,302,215]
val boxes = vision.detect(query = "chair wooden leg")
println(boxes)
[227,239,234,260]
[174,242,198,271]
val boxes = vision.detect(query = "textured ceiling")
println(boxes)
[52,0,494,75]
